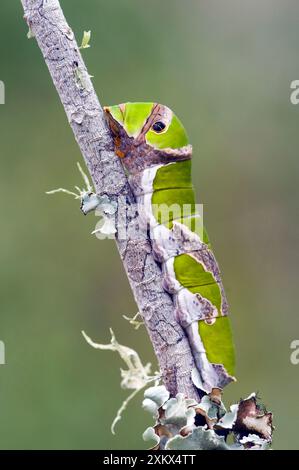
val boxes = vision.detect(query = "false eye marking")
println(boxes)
[152,121,166,133]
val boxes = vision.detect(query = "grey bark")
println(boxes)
[20,0,200,401]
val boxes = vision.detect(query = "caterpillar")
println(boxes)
[104,102,236,394]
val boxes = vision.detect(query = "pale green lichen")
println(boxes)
[79,30,91,49]
[196,394,226,424]
[142,385,273,450]
[123,312,144,330]
[166,426,230,451]
[46,162,94,200]
[239,434,270,450]
[142,385,170,417]
[74,65,93,91]
[27,27,35,39]
[162,394,196,430]
[217,403,239,429]
[46,162,117,235]
[142,427,160,447]
[82,329,160,434]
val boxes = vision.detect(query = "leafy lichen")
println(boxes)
[142,385,273,450]
[82,329,160,434]
[79,30,91,50]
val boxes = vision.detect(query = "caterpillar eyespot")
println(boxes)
[152,121,166,133]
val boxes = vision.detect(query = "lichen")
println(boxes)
[79,30,91,50]
[142,385,273,450]
[82,329,160,434]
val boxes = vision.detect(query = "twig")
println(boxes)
[20,0,200,400]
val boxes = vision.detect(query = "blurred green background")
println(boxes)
[0,0,298,450]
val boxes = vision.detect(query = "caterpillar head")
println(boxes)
[104,102,192,174]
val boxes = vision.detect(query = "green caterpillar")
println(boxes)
[104,102,236,393]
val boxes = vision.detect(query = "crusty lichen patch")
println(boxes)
[142,386,273,450]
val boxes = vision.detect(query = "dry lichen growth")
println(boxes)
[83,327,273,450]
[143,386,273,450]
